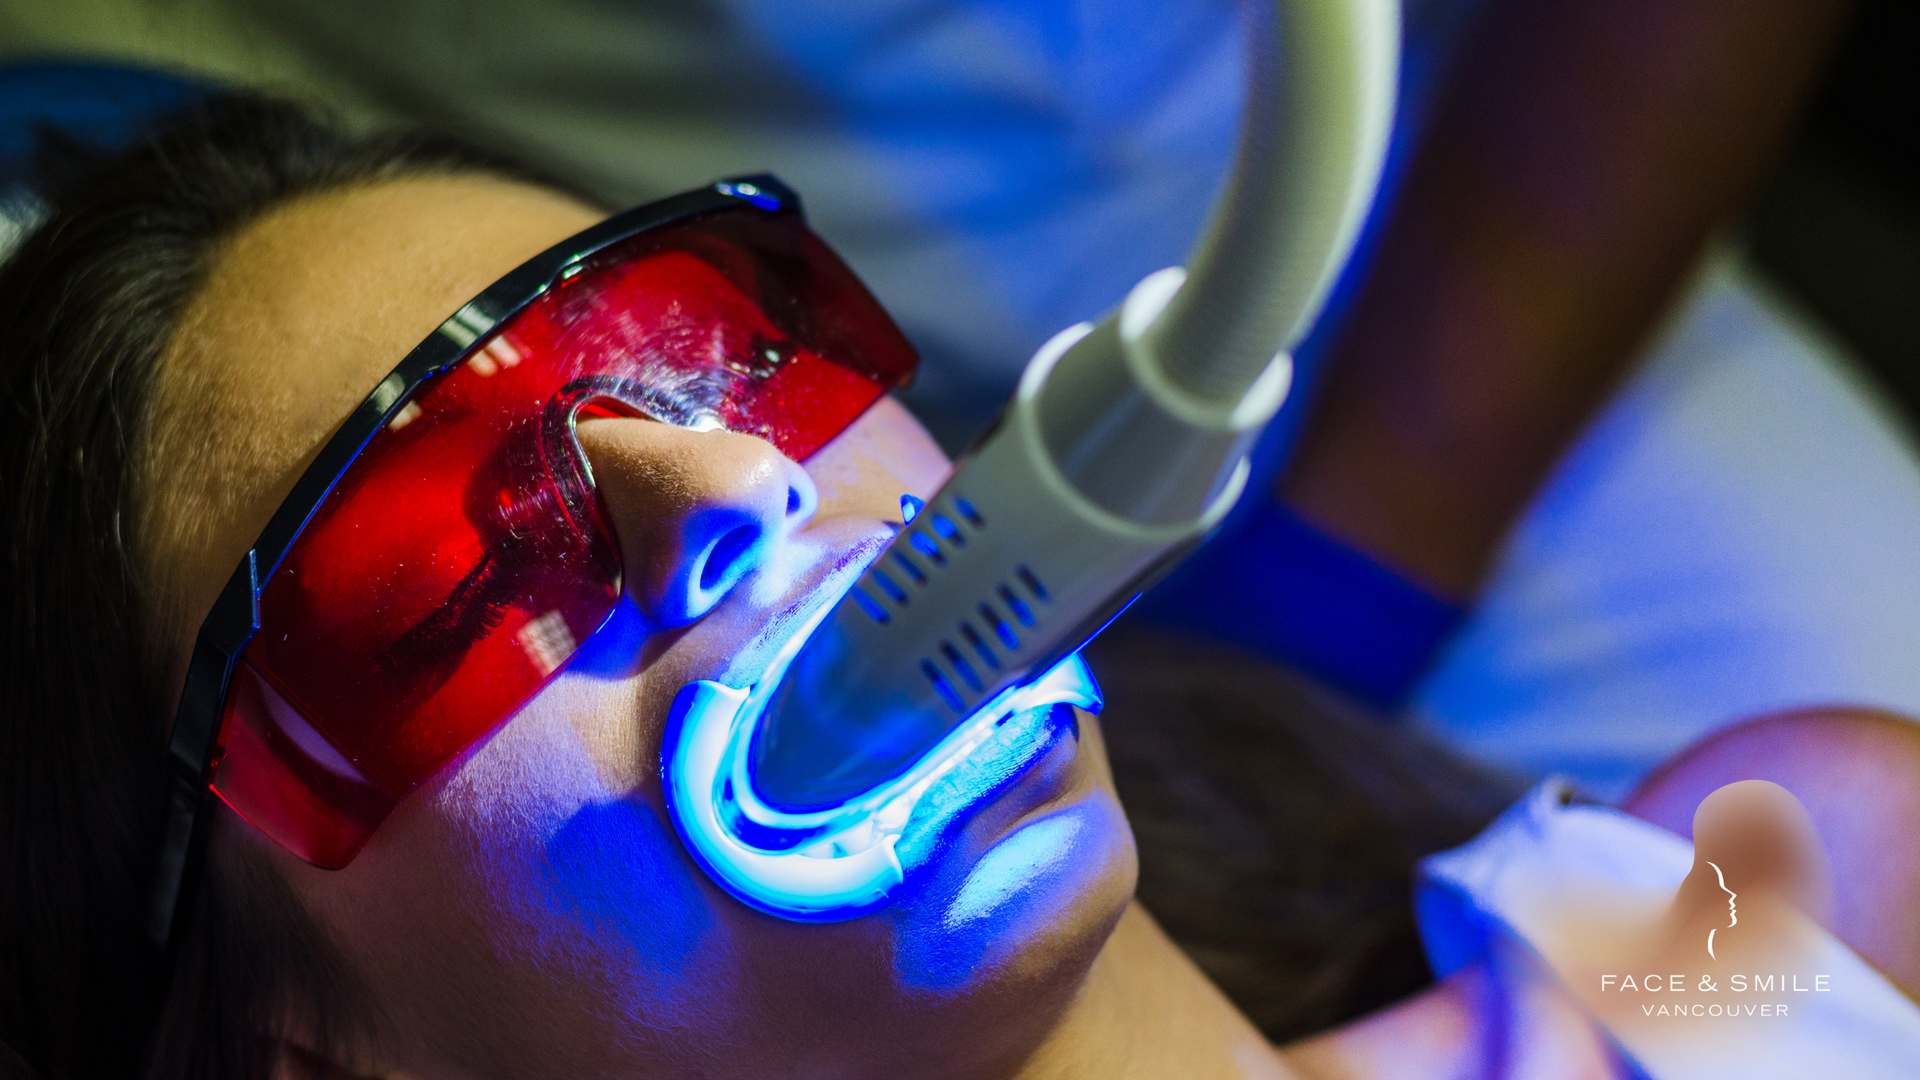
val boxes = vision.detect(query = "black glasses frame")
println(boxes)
[148,174,804,954]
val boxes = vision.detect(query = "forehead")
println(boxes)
[146,177,602,670]
[170,177,601,476]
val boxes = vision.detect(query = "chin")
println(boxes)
[885,715,1140,998]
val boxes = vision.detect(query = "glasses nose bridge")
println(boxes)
[544,374,724,479]
[572,409,818,630]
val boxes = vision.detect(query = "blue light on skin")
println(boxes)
[886,807,1108,993]
[883,702,1134,993]
[530,594,719,974]
[556,591,648,678]
[543,797,711,974]
[943,813,1082,928]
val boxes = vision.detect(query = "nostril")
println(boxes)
[785,479,818,522]
[700,524,760,593]
[782,464,819,527]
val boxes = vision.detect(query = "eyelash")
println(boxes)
[376,551,514,678]
[376,352,758,679]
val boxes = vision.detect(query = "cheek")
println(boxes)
[308,665,740,1040]
[440,675,726,976]
[889,792,1137,994]
[803,397,952,521]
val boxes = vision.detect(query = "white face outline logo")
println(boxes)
[1705,860,1738,960]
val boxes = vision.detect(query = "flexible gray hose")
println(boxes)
[734,0,1402,840]
[1141,0,1399,408]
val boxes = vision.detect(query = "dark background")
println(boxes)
[1750,0,1919,435]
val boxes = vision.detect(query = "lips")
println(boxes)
[705,524,896,691]
[892,700,1080,873]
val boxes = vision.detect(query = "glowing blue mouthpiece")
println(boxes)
[662,654,1100,921]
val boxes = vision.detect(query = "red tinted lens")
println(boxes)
[212,206,916,867]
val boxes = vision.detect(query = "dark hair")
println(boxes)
[1087,625,1521,1042]
[0,93,583,1080]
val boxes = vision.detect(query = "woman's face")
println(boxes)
[151,177,1136,1078]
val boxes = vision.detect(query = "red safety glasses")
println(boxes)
[151,177,916,946]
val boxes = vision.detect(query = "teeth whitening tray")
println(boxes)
[665,0,1400,920]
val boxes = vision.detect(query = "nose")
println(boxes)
[573,417,818,628]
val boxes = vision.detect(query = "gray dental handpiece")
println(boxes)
[747,0,1401,812]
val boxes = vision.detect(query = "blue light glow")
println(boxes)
[661,645,1100,921]
[943,813,1082,928]
[543,798,711,973]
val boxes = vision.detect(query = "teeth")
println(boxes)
[840,818,878,852]
[802,816,882,858]
[874,792,915,833]
[783,704,1042,861]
